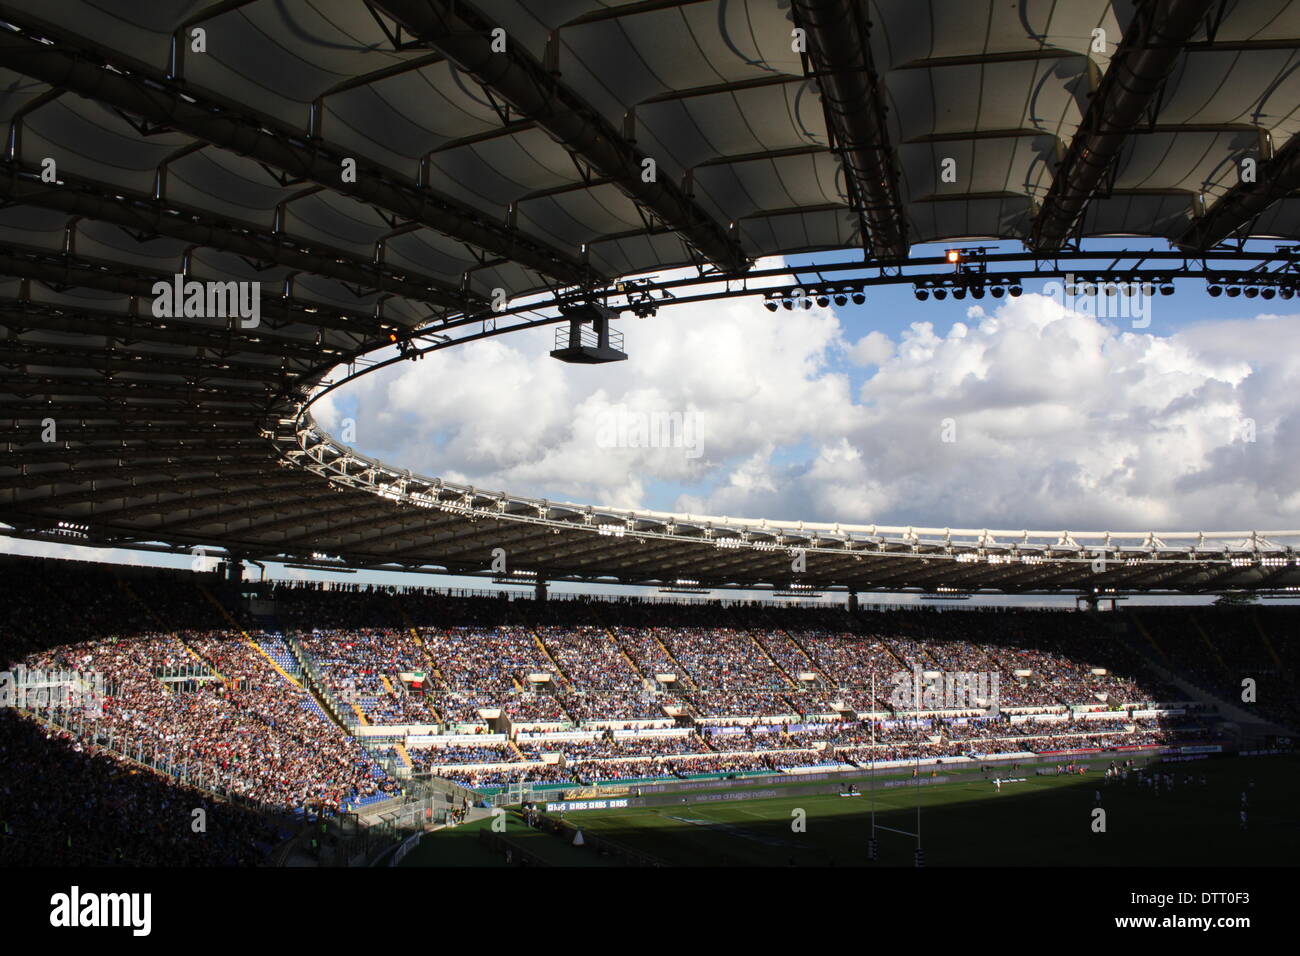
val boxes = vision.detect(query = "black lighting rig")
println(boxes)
[762,283,868,310]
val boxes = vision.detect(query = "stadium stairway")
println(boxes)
[396,613,446,722]
[529,629,574,689]
[1120,630,1291,738]
[254,624,367,736]
[650,631,696,689]
[1186,613,1234,682]
[249,639,306,690]
[1130,613,1171,666]
[744,630,799,688]
[120,580,221,676]
[778,628,836,684]
[1249,612,1286,672]
[392,743,414,770]
[588,605,657,692]
[194,583,312,690]
[251,634,305,682]
[595,624,654,690]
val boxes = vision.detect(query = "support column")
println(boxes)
[535,578,547,603]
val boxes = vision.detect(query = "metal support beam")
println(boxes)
[0,248,389,341]
[372,0,749,273]
[0,168,470,309]
[1030,0,1215,251]
[1177,133,1300,250]
[791,0,908,259]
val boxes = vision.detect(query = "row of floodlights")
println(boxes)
[761,271,1297,310]
[915,278,1022,301]
[763,286,867,310]
[1206,276,1298,299]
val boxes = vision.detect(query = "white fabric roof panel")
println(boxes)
[1112,130,1257,200]
[1202,0,1300,43]
[899,136,1060,202]
[21,98,191,195]
[632,79,827,174]
[165,149,304,224]
[694,151,847,225]
[555,0,806,140]
[72,224,193,274]
[517,182,647,250]
[1247,196,1300,239]
[323,62,517,163]
[0,206,70,251]
[1164,49,1300,142]
[39,0,205,71]
[283,191,402,260]
[181,3,422,127]
[884,59,1088,145]
[866,0,1125,70]
[738,207,859,257]
[1080,192,1196,239]
[426,128,587,212]
[905,196,1033,245]
[586,230,694,280]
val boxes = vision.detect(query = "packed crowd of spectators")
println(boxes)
[1,556,1290,841]
[294,628,435,724]
[18,630,397,814]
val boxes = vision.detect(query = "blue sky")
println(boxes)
[232,236,1300,533]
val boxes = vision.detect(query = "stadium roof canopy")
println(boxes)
[2,0,1300,596]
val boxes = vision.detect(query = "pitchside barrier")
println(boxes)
[388,831,422,867]
[530,744,1229,812]
[478,740,1240,809]
[543,776,965,813]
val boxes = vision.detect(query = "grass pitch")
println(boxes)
[406,755,1300,867]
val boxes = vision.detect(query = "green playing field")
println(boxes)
[407,755,1300,867]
